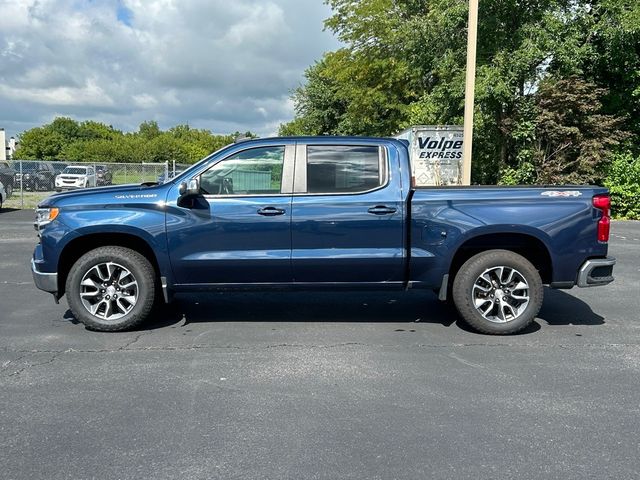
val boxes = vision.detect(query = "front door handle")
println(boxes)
[368,205,397,215]
[257,206,286,216]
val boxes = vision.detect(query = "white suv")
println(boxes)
[55,166,97,191]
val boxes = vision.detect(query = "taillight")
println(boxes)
[593,195,610,211]
[593,194,611,243]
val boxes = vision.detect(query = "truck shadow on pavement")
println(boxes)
[146,290,461,328]
[63,286,605,334]
[537,288,605,326]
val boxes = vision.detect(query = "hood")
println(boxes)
[38,183,167,208]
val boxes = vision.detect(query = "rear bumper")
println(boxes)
[31,258,58,294]
[577,257,616,287]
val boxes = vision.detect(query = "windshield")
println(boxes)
[15,161,39,171]
[62,167,88,175]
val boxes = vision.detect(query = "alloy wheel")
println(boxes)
[79,262,139,320]
[471,266,530,323]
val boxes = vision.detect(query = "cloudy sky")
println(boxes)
[0,0,339,138]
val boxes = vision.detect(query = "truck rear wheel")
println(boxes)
[452,249,543,334]
[66,246,157,331]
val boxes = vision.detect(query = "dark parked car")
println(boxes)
[95,165,113,186]
[52,162,69,176]
[0,179,7,208]
[13,161,56,191]
[0,160,16,197]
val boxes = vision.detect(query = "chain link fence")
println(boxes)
[0,160,191,209]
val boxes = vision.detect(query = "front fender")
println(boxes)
[43,205,172,283]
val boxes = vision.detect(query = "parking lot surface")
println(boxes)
[1,208,639,479]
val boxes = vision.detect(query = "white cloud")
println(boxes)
[132,94,158,109]
[0,0,339,137]
[0,80,114,107]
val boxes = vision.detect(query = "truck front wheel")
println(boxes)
[452,250,543,334]
[66,246,157,331]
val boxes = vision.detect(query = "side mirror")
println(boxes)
[178,178,200,197]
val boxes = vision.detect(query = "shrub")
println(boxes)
[498,162,537,185]
[604,153,640,220]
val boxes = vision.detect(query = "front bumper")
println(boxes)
[17,178,36,189]
[55,180,84,189]
[577,257,616,287]
[31,258,58,294]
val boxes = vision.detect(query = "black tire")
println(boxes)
[452,249,543,335]
[4,182,12,198]
[66,246,157,331]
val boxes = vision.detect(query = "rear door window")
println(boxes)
[306,146,384,194]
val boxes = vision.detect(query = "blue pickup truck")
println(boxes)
[31,136,615,334]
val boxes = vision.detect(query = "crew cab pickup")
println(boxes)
[31,137,615,334]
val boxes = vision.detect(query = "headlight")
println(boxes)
[35,207,59,228]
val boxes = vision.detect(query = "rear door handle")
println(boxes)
[368,205,397,215]
[257,207,286,216]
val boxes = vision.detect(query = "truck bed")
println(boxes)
[408,185,609,288]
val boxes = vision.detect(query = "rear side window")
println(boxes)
[306,145,384,194]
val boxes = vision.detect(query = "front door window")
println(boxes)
[200,146,285,196]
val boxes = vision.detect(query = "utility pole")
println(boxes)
[462,0,479,185]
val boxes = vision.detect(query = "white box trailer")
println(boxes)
[394,125,464,186]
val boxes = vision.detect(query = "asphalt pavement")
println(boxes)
[1,208,639,479]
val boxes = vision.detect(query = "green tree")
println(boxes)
[138,120,161,140]
[15,117,243,164]
[285,0,638,184]
[533,77,628,184]
[61,139,118,163]
[14,128,65,160]
[48,117,81,142]
[78,120,118,140]
[278,117,309,136]
[579,1,640,143]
